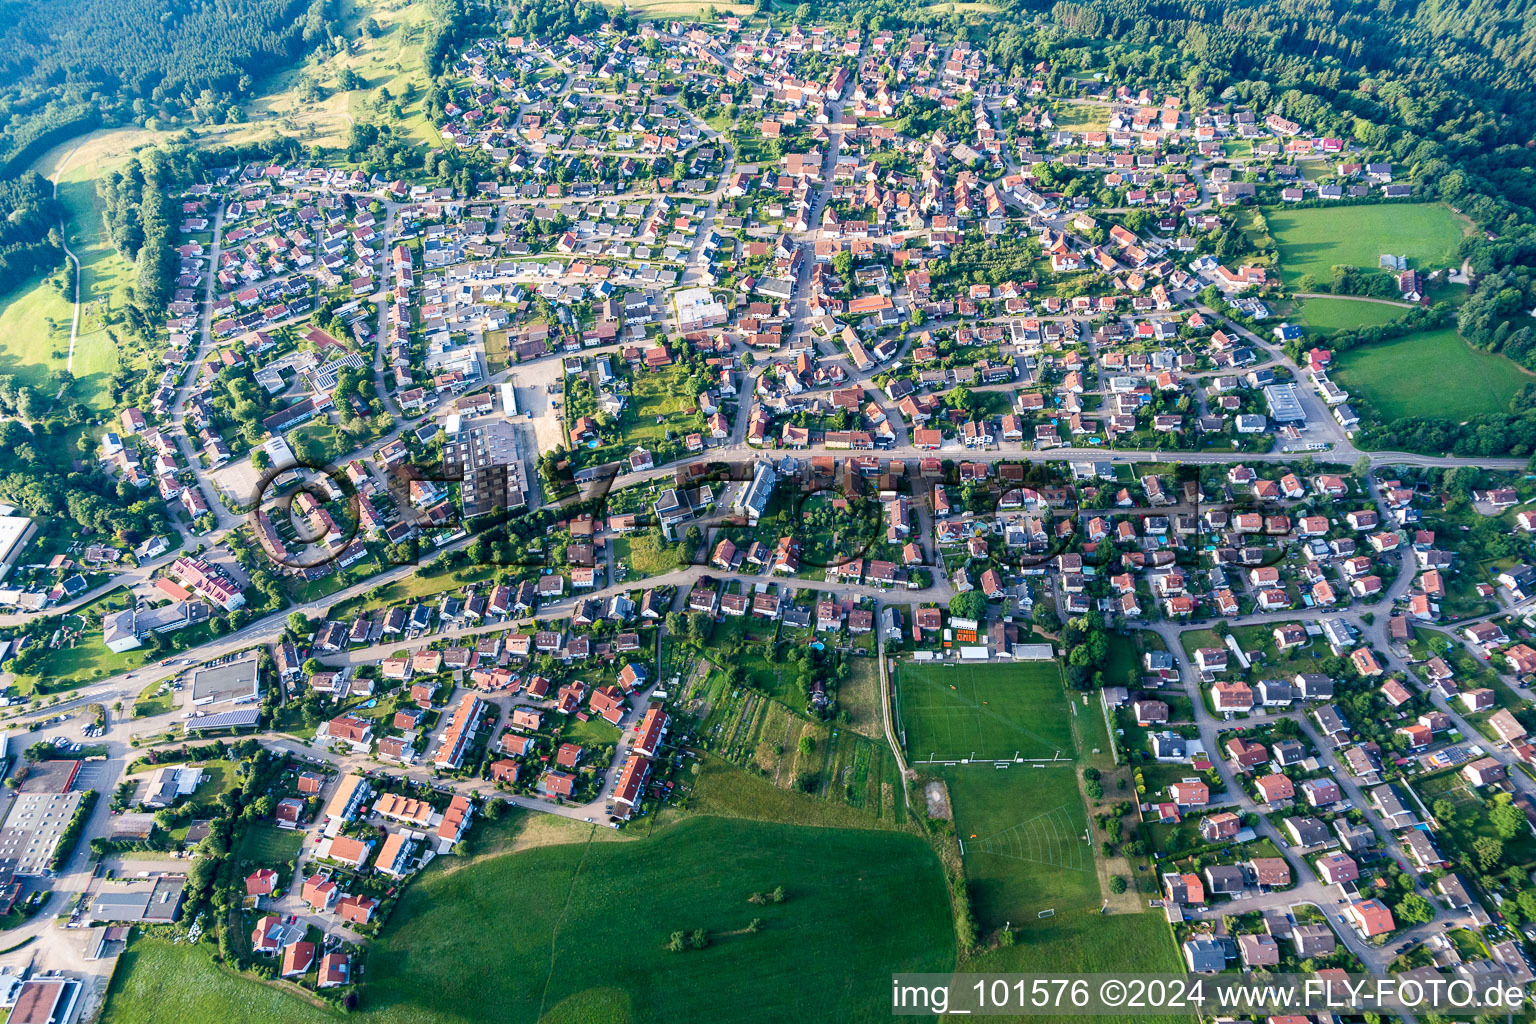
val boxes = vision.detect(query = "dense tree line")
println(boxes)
[499,0,612,45]
[98,147,201,335]
[0,171,62,293]
[423,0,493,78]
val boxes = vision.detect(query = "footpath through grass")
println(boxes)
[0,161,137,412]
[1295,296,1407,336]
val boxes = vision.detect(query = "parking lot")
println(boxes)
[72,760,114,791]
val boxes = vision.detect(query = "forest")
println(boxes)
[0,0,341,173]
[0,171,62,293]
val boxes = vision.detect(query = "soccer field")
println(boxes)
[895,660,1074,762]
[947,767,1098,924]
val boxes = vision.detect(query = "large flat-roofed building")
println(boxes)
[190,654,262,706]
[8,977,80,1024]
[0,790,86,875]
[0,514,35,582]
[672,286,728,332]
[184,708,261,734]
[88,874,186,923]
[16,760,80,795]
[440,422,527,518]
[1263,383,1307,424]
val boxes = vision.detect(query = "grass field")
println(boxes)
[620,364,705,447]
[105,815,951,1024]
[1295,296,1408,336]
[54,173,135,405]
[18,616,218,694]
[132,679,176,718]
[1054,101,1111,131]
[30,128,170,182]
[944,767,1187,1021]
[11,587,139,693]
[101,939,338,1024]
[895,661,1072,762]
[1331,327,1530,421]
[235,822,306,865]
[966,906,1189,1024]
[366,815,953,1024]
[611,532,684,578]
[1,135,143,411]
[326,560,498,618]
[683,753,907,831]
[1269,203,1467,284]
[1102,631,1163,690]
[0,270,76,395]
[841,658,884,739]
[694,667,909,828]
[188,760,242,813]
[948,766,1097,921]
[563,716,621,747]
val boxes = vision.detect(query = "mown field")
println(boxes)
[1330,327,1530,421]
[0,170,134,411]
[367,815,953,1023]
[948,766,1097,925]
[1269,202,1466,284]
[11,587,148,694]
[101,815,955,1024]
[936,691,1188,1023]
[101,940,341,1024]
[1,121,159,413]
[896,660,1072,762]
[1295,296,1408,336]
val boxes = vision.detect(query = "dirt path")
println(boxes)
[48,140,86,382]
[58,235,81,379]
[535,831,596,1020]
[1292,291,1416,308]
